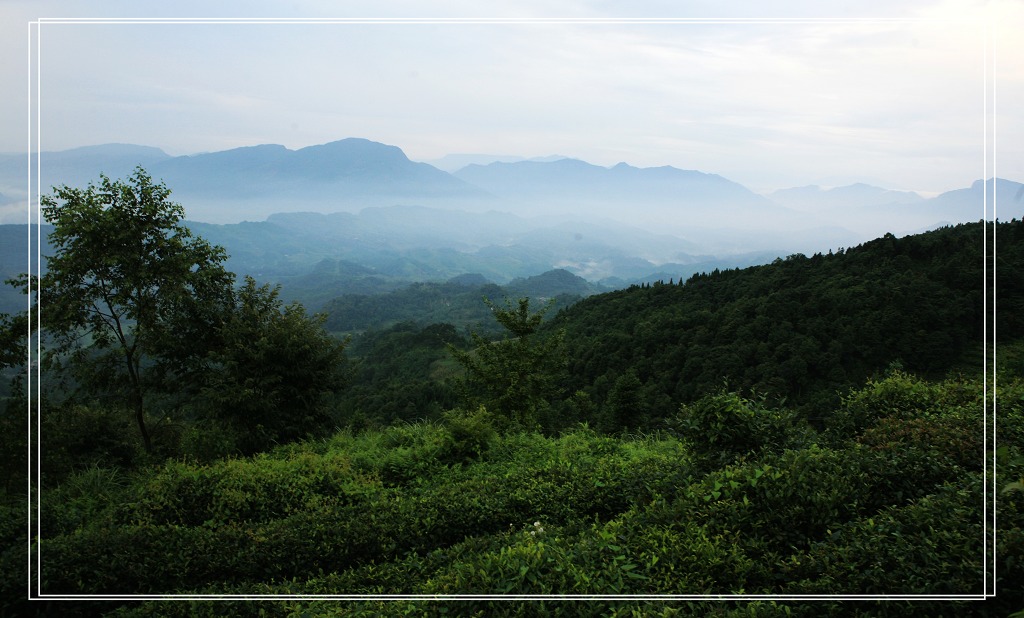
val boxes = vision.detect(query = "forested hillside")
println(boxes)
[1,172,1021,617]
[547,221,1023,427]
[323,268,606,334]
[330,220,1023,432]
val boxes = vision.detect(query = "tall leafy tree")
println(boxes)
[2,168,354,460]
[196,277,349,453]
[449,297,566,430]
[11,168,234,452]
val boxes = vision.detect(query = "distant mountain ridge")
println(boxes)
[451,157,799,231]
[0,139,490,224]
[768,183,925,209]
[455,158,757,202]
[428,153,568,172]
[767,178,1024,239]
[139,138,491,221]
[0,138,1020,253]
[155,139,473,192]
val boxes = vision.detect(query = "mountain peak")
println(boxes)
[297,138,411,163]
[56,143,171,159]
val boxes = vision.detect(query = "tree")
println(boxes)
[3,168,353,457]
[195,277,349,453]
[7,168,234,452]
[600,368,647,433]
[449,297,566,430]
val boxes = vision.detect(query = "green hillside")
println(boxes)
[5,373,1022,616]
[3,206,1022,615]
[548,221,1023,426]
[330,220,1023,432]
[321,269,605,335]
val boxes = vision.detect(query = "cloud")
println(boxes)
[0,0,1019,194]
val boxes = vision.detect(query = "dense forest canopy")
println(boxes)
[547,221,1022,425]
[332,220,1021,433]
[0,168,1021,616]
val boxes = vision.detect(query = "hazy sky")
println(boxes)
[2,0,1021,195]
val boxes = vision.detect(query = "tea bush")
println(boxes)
[824,371,978,444]
[783,476,985,594]
[17,373,1022,616]
[441,405,499,461]
[671,390,814,470]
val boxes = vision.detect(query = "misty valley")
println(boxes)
[0,140,1022,616]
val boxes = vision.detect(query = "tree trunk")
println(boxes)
[133,389,152,453]
[124,349,152,453]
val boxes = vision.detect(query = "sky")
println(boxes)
[1,0,1022,195]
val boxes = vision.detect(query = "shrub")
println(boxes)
[671,390,814,469]
[177,420,241,463]
[784,476,986,595]
[826,371,939,442]
[441,406,498,462]
[126,450,370,528]
[857,414,981,470]
[40,403,143,485]
[40,464,129,536]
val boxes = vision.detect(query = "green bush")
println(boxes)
[40,464,129,536]
[826,371,939,443]
[415,515,753,596]
[35,426,696,597]
[126,450,370,528]
[782,479,984,595]
[671,390,814,469]
[40,403,143,485]
[996,378,1024,448]
[441,406,498,462]
[177,420,242,463]
[351,421,457,486]
[0,499,27,617]
[28,375,1020,610]
[857,413,981,470]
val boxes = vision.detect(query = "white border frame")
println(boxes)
[23,15,999,606]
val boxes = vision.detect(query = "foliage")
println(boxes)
[193,277,349,454]
[671,389,814,468]
[549,221,1023,427]
[3,168,234,451]
[5,218,1024,615]
[0,170,353,462]
[322,277,586,335]
[24,425,689,602]
[450,297,568,430]
[826,369,943,442]
[441,406,499,461]
[337,321,464,428]
[37,402,145,484]
[2,371,1019,616]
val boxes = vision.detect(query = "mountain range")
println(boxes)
[2,138,1018,254]
[0,141,835,244]
[0,139,488,225]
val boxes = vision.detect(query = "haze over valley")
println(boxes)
[1,138,1019,317]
